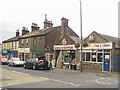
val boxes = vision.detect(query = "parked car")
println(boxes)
[8,58,25,66]
[0,56,9,65]
[23,57,49,70]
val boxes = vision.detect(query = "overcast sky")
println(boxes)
[0,0,119,43]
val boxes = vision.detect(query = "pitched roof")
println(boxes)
[2,36,20,43]
[88,31,120,48]
[70,36,80,43]
[99,34,120,48]
[20,26,61,38]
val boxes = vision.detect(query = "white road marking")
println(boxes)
[40,77,49,80]
[50,79,80,87]
[95,77,118,85]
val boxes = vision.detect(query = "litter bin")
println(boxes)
[71,64,76,70]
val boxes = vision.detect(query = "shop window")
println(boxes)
[98,53,102,62]
[86,53,90,61]
[92,53,96,62]
[83,53,85,61]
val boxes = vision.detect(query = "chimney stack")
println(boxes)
[16,30,20,37]
[31,23,39,31]
[22,27,29,35]
[43,14,53,29]
[61,17,69,27]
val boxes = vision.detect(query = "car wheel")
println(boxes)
[8,64,11,66]
[23,64,26,69]
[32,65,36,70]
[12,63,15,67]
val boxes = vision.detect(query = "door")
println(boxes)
[103,53,110,72]
[26,59,33,68]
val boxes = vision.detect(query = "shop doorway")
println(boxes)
[103,53,110,72]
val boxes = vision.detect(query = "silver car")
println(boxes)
[8,58,25,66]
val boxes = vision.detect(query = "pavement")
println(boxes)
[1,69,49,87]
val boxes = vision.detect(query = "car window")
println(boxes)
[1,58,7,60]
[13,58,20,61]
[28,59,32,63]
[32,58,38,62]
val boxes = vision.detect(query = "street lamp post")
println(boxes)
[79,0,83,72]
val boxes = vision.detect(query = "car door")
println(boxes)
[26,59,32,68]
[28,59,34,68]
[31,58,37,68]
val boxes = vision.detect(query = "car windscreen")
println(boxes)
[0,58,7,60]
[13,58,20,61]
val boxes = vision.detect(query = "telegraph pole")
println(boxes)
[80,0,83,72]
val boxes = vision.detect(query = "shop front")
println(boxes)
[31,49,46,59]
[2,50,10,59]
[81,43,112,72]
[9,50,18,58]
[53,45,77,69]
[18,48,30,61]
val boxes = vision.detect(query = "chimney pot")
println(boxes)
[16,29,20,37]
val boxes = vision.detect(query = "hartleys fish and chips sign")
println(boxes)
[53,43,112,50]
[82,43,113,50]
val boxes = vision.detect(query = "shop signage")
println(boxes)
[81,43,112,49]
[18,48,30,53]
[31,50,45,52]
[53,45,75,50]
[2,50,9,54]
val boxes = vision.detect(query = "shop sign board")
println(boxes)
[2,50,9,54]
[53,45,75,50]
[18,48,30,53]
[81,43,112,49]
[31,50,45,52]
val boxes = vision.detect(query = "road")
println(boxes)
[0,65,119,89]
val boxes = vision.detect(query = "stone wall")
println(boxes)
[82,62,102,72]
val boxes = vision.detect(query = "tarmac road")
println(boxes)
[0,65,119,89]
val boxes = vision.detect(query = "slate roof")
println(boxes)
[20,26,61,38]
[2,26,61,42]
[100,33,120,48]
[90,31,120,48]
[2,36,20,43]
[70,36,81,43]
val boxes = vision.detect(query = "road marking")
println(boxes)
[11,70,30,76]
[95,77,118,85]
[50,79,80,87]
[40,77,49,80]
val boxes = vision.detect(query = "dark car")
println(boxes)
[23,57,49,70]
